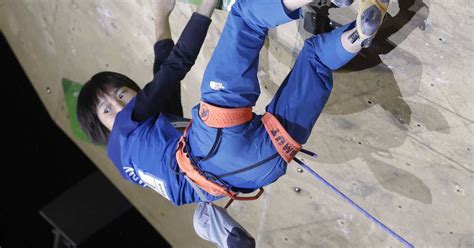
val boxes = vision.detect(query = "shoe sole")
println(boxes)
[357,0,389,40]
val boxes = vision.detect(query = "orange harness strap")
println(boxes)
[199,101,253,128]
[261,112,302,163]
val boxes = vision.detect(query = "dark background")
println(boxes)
[0,32,171,248]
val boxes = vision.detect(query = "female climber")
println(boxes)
[77,0,389,206]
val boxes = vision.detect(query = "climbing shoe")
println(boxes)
[356,0,390,47]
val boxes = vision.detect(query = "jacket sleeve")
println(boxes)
[132,13,212,122]
[152,39,174,75]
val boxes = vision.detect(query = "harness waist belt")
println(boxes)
[199,101,253,128]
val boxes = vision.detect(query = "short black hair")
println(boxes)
[77,71,141,145]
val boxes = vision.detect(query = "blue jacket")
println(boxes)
[108,98,223,205]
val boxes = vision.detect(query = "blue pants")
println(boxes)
[188,0,358,190]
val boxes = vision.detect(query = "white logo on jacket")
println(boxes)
[210,81,225,91]
[123,167,146,187]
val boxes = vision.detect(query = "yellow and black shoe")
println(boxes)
[356,0,389,47]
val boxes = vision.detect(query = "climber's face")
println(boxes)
[96,86,137,131]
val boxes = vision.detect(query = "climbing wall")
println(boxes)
[1,0,472,247]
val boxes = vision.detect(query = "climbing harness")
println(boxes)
[176,101,312,201]
[176,121,265,200]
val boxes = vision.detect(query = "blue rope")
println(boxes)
[293,157,414,248]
